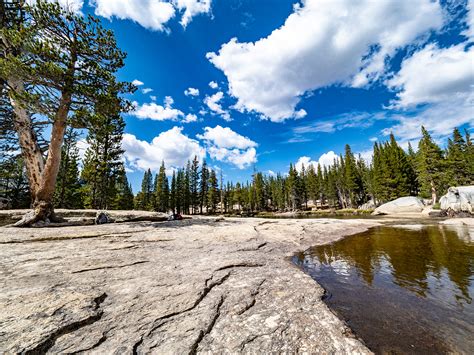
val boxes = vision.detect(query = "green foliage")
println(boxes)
[199,159,208,213]
[135,169,153,210]
[372,134,417,203]
[0,0,135,219]
[416,126,447,203]
[190,156,200,214]
[446,128,472,186]
[207,169,219,212]
[154,162,169,213]
[54,127,83,208]
[81,104,128,209]
[0,0,135,126]
[0,155,30,208]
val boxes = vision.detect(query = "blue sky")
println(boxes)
[62,0,473,192]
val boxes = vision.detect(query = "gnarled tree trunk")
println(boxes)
[9,77,70,227]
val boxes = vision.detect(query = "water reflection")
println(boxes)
[301,225,473,304]
[293,224,474,353]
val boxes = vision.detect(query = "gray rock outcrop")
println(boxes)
[0,217,378,353]
[359,199,376,210]
[440,186,474,216]
[95,211,112,224]
[372,196,424,215]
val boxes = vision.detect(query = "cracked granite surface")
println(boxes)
[0,216,379,354]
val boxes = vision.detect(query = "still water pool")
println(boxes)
[293,223,474,354]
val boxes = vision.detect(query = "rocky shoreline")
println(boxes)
[0,216,380,353]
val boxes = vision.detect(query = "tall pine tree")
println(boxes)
[54,128,83,209]
[416,127,446,203]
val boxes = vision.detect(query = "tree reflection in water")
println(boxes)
[293,224,474,353]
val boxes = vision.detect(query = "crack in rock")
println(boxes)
[214,263,264,272]
[239,320,291,352]
[134,273,231,353]
[236,279,266,316]
[237,242,267,252]
[71,261,149,274]
[69,332,107,354]
[189,295,225,355]
[24,293,107,354]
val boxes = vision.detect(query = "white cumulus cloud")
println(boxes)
[204,91,231,121]
[209,81,219,89]
[197,125,257,169]
[381,97,474,142]
[183,113,198,123]
[173,0,212,28]
[184,87,200,96]
[197,125,257,149]
[207,0,443,122]
[130,96,200,124]
[295,151,339,172]
[384,40,474,142]
[122,127,206,172]
[91,0,176,31]
[131,98,184,121]
[132,79,144,86]
[388,43,474,108]
[91,0,212,31]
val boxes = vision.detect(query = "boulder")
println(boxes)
[95,211,112,224]
[359,199,376,210]
[439,186,474,216]
[421,206,443,218]
[372,196,424,215]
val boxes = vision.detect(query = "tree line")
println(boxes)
[2,110,473,214]
[130,126,473,214]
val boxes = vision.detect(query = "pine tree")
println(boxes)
[300,164,308,209]
[175,169,185,214]
[170,171,177,214]
[417,126,446,203]
[446,128,470,186]
[254,172,265,211]
[407,142,419,195]
[0,156,30,208]
[184,161,191,214]
[154,162,169,213]
[226,182,234,213]
[306,164,318,206]
[207,169,219,213]
[1,1,134,225]
[343,144,362,208]
[234,182,243,212]
[81,107,126,210]
[316,164,324,207]
[190,156,200,214]
[287,164,300,210]
[371,135,415,203]
[199,159,209,213]
[325,165,338,207]
[113,168,134,210]
[54,127,83,209]
[387,134,414,198]
[465,129,474,184]
[136,169,153,210]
